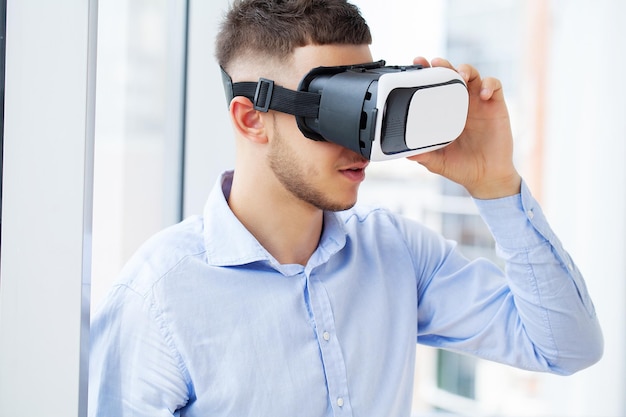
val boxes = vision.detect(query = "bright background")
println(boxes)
[1,1,623,416]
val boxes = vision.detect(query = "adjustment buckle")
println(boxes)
[253,78,274,112]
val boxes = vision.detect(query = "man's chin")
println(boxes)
[322,198,357,212]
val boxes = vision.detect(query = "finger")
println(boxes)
[479,76,504,101]
[430,57,455,70]
[455,63,481,90]
[412,56,431,68]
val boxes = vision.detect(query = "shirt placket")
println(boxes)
[306,271,353,417]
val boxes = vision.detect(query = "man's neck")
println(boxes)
[227,171,324,266]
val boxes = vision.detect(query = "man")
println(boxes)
[88,1,603,416]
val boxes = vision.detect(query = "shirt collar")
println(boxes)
[203,171,347,274]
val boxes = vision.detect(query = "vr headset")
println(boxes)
[221,60,469,161]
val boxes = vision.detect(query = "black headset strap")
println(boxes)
[221,66,320,118]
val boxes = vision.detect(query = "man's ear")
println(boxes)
[229,96,268,144]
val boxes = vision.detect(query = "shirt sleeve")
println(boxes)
[88,284,192,417]
[414,179,603,375]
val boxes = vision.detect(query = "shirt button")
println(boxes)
[322,331,331,341]
[526,209,534,219]
[337,397,344,407]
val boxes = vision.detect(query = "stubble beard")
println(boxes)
[267,127,357,212]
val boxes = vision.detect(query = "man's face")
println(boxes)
[265,44,374,212]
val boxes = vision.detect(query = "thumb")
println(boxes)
[407,149,441,173]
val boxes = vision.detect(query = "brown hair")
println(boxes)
[215,0,372,70]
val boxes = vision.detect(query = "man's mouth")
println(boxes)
[339,161,369,181]
[340,159,369,171]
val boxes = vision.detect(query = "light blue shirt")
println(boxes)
[89,171,602,417]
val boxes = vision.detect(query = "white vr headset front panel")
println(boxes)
[370,67,469,161]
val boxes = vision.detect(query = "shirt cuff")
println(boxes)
[472,179,553,250]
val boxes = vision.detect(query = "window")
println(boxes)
[91,0,188,308]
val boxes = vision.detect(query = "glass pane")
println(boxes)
[91,0,187,308]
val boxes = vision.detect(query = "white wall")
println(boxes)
[543,1,626,416]
[0,1,97,416]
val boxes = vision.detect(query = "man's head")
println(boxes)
[217,0,374,212]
